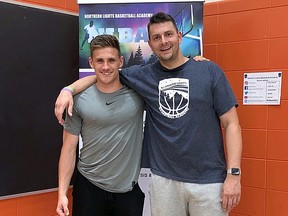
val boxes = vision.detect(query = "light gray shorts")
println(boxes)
[149,173,228,216]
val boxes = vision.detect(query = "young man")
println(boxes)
[56,35,145,216]
[55,12,242,216]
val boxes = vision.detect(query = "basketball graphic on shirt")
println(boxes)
[158,78,189,119]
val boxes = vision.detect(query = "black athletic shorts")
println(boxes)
[72,171,145,216]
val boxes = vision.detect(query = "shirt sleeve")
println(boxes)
[212,65,238,117]
[63,97,82,136]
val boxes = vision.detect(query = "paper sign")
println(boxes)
[243,72,282,105]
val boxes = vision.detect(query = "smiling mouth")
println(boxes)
[101,72,112,75]
[161,46,171,52]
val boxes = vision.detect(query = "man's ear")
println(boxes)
[89,56,94,69]
[119,56,124,68]
[148,40,153,52]
[178,31,183,44]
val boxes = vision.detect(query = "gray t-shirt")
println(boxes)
[64,85,144,192]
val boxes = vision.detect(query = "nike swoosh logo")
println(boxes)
[106,101,116,106]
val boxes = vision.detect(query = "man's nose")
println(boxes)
[103,61,109,69]
[161,35,168,43]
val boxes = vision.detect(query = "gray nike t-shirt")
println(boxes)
[64,85,144,192]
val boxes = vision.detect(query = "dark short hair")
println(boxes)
[90,34,121,57]
[147,12,178,39]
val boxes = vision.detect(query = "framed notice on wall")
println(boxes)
[243,72,282,105]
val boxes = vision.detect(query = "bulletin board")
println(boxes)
[0,1,79,199]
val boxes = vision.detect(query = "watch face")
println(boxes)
[232,168,240,175]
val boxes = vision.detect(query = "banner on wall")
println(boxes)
[78,0,204,78]
[78,1,204,215]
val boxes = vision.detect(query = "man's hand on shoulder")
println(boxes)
[193,55,210,62]
[54,88,74,125]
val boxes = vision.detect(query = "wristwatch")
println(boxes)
[227,168,241,176]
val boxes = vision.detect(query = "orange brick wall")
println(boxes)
[204,0,288,216]
[17,0,78,13]
[1,0,288,215]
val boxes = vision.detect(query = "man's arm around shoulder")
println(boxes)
[55,75,96,125]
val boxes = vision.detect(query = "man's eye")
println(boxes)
[166,32,173,37]
[153,36,160,41]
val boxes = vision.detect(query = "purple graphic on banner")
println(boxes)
[79,2,203,71]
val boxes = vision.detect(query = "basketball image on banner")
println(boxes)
[78,1,204,215]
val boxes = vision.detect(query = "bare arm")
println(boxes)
[54,55,208,125]
[219,106,242,213]
[56,131,79,216]
[70,75,96,94]
[54,75,96,125]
